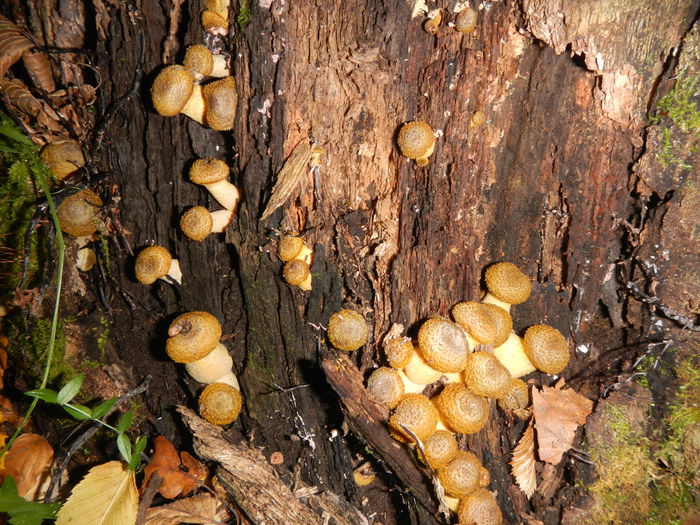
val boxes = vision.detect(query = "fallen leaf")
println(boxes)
[532,379,593,464]
[511,421,537,497]
[0,15,34,79]
[0,433,53,500]
[56,461,138,525]
[143,436,207,499]
[144,494,226,525]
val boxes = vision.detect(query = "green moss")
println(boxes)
[237,0,252,30]
[96,315,110,359]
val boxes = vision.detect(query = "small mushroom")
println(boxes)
[282,259,312,291]
[166,311,222,363]
[367,367,405,409]
[458,489,503,525]
[397,121,436,167]
[57,189,103,237]
[277,235,313,264]
[189,158,240,211]
[482,262,532,312]
[498,378,530,417]
[388,393,439,443]
[150,66,205,123]
[203,76,237,131]
[204,0,230,18]
[437,450,482,498]
[135,245,182,285]
[198,382,242,425]
[423,9,442,34]
[383,335,414,369]
[523,324,570,374]
[327,309,369,351]
[183,44,229,78]
[455,7,478,34]
[417,317,470,373]
[463,350,512,399]
[41,139,85,180]
[452,301,512,348]
[418,430,458,470]
[180,206,234,241]
[201,9,228,35]
[434,383,489,434]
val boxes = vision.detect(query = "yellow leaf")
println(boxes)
[144,494,226,525]
[56,461,138,525]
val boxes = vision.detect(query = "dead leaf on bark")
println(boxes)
[144,494,227,525]
[21,49,56,93]
[511,421,537,497]
[142,435,207,499]
[0,433,53,501]
[532,379,593,464]
[0,15,34,79]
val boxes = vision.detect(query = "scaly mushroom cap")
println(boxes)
[435,383,489,434]
[497,378,530,412]
[452,302,512,346]
[203,77,237,131]
[151,65,195,117]
[180,206,213,241]
[457,489,503,525]
[389,393,439,443]
[479,466,491,487]
[523,324,570,374]
[41,139,85,180]
[183,44,214,76]
[277,235,304,262]
[282,259,310,286]
[455,7,478,34]
[464,351,512,399]
[384,336,414,369]
[166,311,222,363]
[189,158,229,185]
[417,317,470,373]
[397,121,435,165]
[57,189,102,237]
[419,430,458,470]
[367,367,405,409]
[201,9,228,32]
[134,245,172,284]
[327,309,368,351]
[199,382,242,425]
[484,262,531,305]
[437,450,482,498]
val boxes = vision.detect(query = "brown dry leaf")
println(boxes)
[144,494,226,525]
[143,436,206,499]
[511,420,537,497]
[1,78,42,117]
[0,15,34,79]
[22,49,56,93]
[56,461,138,525]
[0,433,53,500]
[532,379,593,464]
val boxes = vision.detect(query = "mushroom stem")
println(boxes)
[444,496,460,512]
[416,141,436,167]
[204,179,240,211]
[162,259,182,285]
[211,54,230,77]
[493,333,535,378]
[185,342,233,383]
[297,271,312,291]
[180,85,205,124]
[403,349,442,385]
[210,209,235,232]
[294,243,313,264]
[76,247,96,272]
[216,370,240,391]
[482,292,511,312]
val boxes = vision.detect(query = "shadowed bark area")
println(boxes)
[4,0,699,523]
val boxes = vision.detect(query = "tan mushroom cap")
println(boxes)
[327,309,369,351]
[198,382,242,425]
[41,139,85,180]
[389,393,439,443]
[203,76,237,131]
[366,367,405,409]
[419,430,458,470]
[180,206,213,241]
[498,378,530,413]
[452,301,512,347]
[183,44,214,76]
[435,383,489,434]
[166,311,222,363]
[455,7,478,34]
[134,246,172,284]
[383,336,414,369]
[458,489,503,525]
[437,450,482,498]
[282,259,310,286]
[523,324,570,374]
[189,158,229,185]
[151,65,195,117]
[397,121,435,166]
[484,262,532,305]
[201,9,228,33]
[57,189,103,237]
[417,317,470,373]
[464,351,512,399]
[277,235,304,262]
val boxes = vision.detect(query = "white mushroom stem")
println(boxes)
[185,343,233,383]
[211,54,230,77]
[210,209,235,232]
[294,243,314,265]
[442,372,462,384]
[493,332,535,378]
[482,293,511,312]
[181,85,205,124]
[204,179,240,211]
[397,369,426,394]
[215,370,240,391]
[76,247,96,272]
[160,259,182,285]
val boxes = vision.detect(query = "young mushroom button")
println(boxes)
[57,189,102,237]
[180,206,233,241]
[458,489,503,525]
[166,311,222,363]
[397,121,435,167]
[523,324,570,374]
[482,262,532,312]
[135,246,182,285]
[437,450,482,498]
[41,139,85,180]
[435,383,489,434]
[282,259,312,291]
[203,77,237,131]
[327,309,368,351]
[198,382,242,425]
[417,317,470,373]
[189,158,240,211]
[150,66,204,123]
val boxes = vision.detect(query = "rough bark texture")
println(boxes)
[3,0,699,524]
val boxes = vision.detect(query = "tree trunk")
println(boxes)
[4,0,699,523]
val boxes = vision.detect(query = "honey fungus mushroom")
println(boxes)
[437,450,482,498]
[458,489,503,525]
[41,139,85,180]
[435,383,489,434]
[203,77,238,131]
[183,44,229,78]
[57,189,103,237]
[417,317,470,373]
[455,6,478,34]
[452,301,512,348]
[180,206,234,241]
[150,65,205,123]
[523,324,570,374]
[198,382,242,425]
[463,351,512,399]
[189,158,240,211]
[327,309,369,351]
[388,393,439,443]
[277,235,313,265]
[418,430,458,469]
[282,259,312,291]
[134,245,182,285]
[367,367,405,409]
[397,121,435,167]
[482,262,532,311]
[201,9,228,35]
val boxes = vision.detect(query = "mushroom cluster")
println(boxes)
[358,261,572,521]
[276,234,314,291]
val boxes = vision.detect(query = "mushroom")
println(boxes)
[277,235,313,265]
[457,489,503,525]
[204,0,230,18]
[383,335,414,369]
[282,259,312,291]
[198,382,242,425]
[417,317,470,373]
[327,309,369,351]
[434,383,489,434]
[388,393,439,443]
[482,262,532,312]
[423,9,442,34]
[185,343,238,387]
[418,430,458,470]
[463,351,512,399]
[183,44,229,78]
[57,189,102,237]
[166,311,222,363]
[76,244,97,272]
[41,139,85,180]
[203,77,237,131]
[455,7,478,34]
[150,66,205,123]
[189,158,240,211]
[492,332,536,378]
[397,121,436,167]
[498,378,530,417]
[134,245,182,285]
[523,324,570,374]
[180,206,234,241]
[452,301,512,348]
[201,9,228,35]
[437,450,482,498]
[366,367,405,409]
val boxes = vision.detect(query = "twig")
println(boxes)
[626,281,700,331]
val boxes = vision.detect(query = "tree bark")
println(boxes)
[4,0,699,524]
